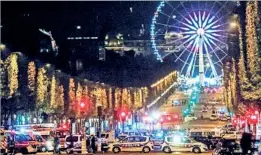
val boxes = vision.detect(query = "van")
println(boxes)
[188,128,222,138]
[33,132,53,152]
[221,130,242,140]
[101,131,115,143]
[118,130,150,138]
[162,135,208,153]
[4,131,37,154]
[64,135,83,149]
[208,101,219,105]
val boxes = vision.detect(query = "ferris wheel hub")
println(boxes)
[197,28,205,36]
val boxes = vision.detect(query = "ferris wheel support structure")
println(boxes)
[198,35,204,86]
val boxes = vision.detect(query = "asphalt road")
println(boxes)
[158,90,230,129]
[32,151,213,155]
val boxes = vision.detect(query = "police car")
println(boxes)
[110,136,153,153]
[161,135,208,153]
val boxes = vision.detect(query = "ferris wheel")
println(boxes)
[151,1,235,85]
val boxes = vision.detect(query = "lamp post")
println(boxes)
[120,112,126,133]
[69,117,75,148]
[97,104,102,138]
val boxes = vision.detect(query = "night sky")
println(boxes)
[2,1,160,40]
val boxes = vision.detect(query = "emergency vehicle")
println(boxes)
[16,129,54,152]
[14,123,69,150]
[0,129,7,154]
[161,135,208,153]
[110,136,153,153]
[4,130,37,154]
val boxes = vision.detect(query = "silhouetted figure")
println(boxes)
[91,135,96,154]
[7,136,15,155]
[240,132,252,155]
[86,136,90,153]
[53,135,61,154]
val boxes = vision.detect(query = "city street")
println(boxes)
[30,151,213,155]
[158,89,229,130]
[1,1,261,155]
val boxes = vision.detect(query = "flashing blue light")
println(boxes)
[20,128,25,133]
[156,132,163,138]
[179,132,185,136]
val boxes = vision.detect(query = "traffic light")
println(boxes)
[250,115,257,124]
[121,112,126,117]
[120,112,127,122]
[80,102,85,108]
[115,106,130,122]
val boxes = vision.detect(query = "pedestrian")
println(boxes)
[86,136,91,153]
[53,135,61,154]
[91,135,96,154]
[240,132,252,155]
[101,135,108,153]
[7,136,15,155]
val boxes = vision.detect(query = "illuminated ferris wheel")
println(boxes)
[151,1,235,85]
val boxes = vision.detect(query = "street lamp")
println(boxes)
[229,22,238,29]
[97,103,102,138]
[0,44,6,50]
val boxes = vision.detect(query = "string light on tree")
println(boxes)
[69,78,76,112]
[27,61,36,94]
[246,1,261,84]
[36,67,48,105]
[50,75,56,107]
[6,53,19,96]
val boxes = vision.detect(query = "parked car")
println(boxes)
[64,135,83,148]
[194,137,215,150]
[208,101,219,105]
[221,130,241,140]
[210,114,218,121]
[222,124,235,132]
[110,136,153,153]
[161,135,208,153]
[184,115,197,122]
[150,136,164,147]
[220,115,230,121]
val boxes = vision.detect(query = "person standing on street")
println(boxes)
[86,136,90,153]
[240,132,252,155]
[54,135,61,154]
[101,135,108,153]
[7,136,15,155]
[91,135,96,154]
